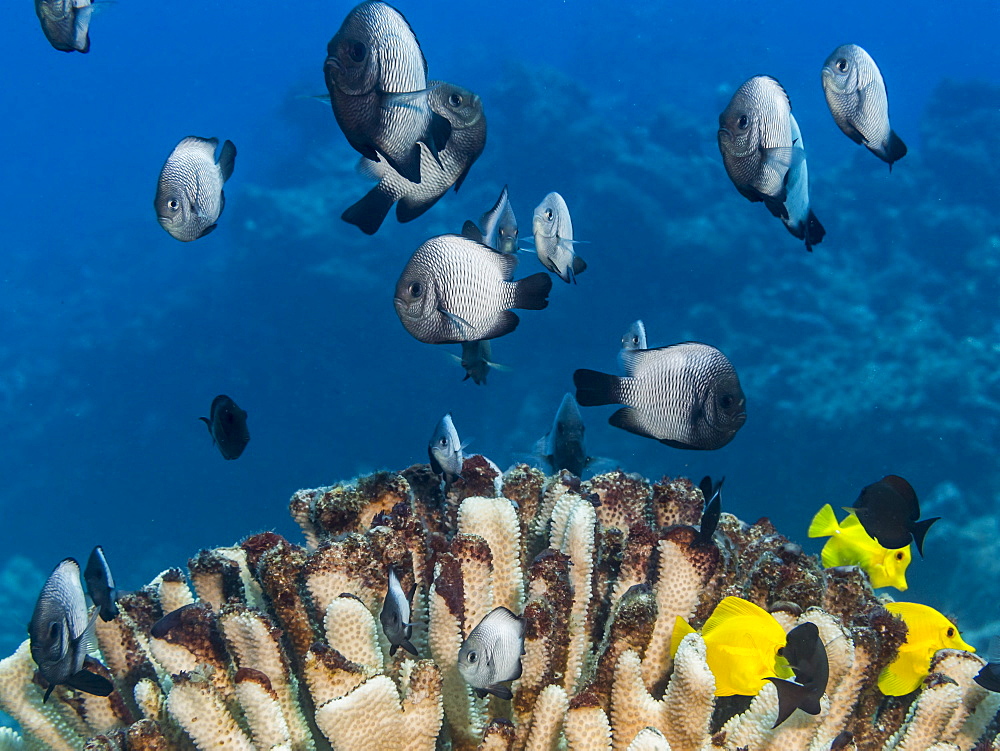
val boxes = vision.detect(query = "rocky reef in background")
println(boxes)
[2,460,998,749]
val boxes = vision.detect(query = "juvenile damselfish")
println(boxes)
[394,234,551,344]
[155,137,236,242]
[458,606,525,699]
[35,0,93,53]
[535,393,590,477]
[808,503,911,590]
[478,185,519,254]
[324,1,443,184]
[83,546,118,622]
[342,81,487,234]
[199,395,250,460]
[452,340,504,385]
[380,567,417,656]
[574,342,746,450]
[783,114,825,251]
[532,192,586,283]
[621,320,647,354]
[428,413,464,485]
[822,44,907,168]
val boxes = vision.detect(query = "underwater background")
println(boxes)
[0,0,997,699]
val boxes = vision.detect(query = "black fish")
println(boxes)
[35,0,93,53]
[154,136,237,242]
[822,44,907,168]
[200,395,250,460]
[574,342,747,451]
[380,566,418,656]
[849,475,938,555]
[83,546,118,622]
[394,234,552,344]
[28,558,113,702]
[767,621,829,727]
[150,603,201,639]
[974,636,1000,692]
[342,81,487,235]
[323,1,445,184]
[695,476,723,546]
[536,393,590,477]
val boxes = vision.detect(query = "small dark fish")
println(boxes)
[458,606,525,699]
[822,44,907,168]
[380,566,418,656]
[830,732,854,751]
[848,475,938,556]
[83,546,118,622]
[574,342,747,450]
[767,621,829,727]
[323,1,445,184]
[35,0,93,52]
[621,320,647,354]
[154,136,236,242]
[974,636,1000,692]
[695,476,723,546]
[532,192,586,283]
[536,393,590,477]
[428,413,464,484]
[29,558,113,702]
[452,340,505,385]
[200,395,250,460]
[718,76,797,220]
[783,114,825,251]
[394,234,552,344]
[342,81,487,234]
[478,185,519,254]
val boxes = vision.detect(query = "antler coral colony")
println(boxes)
[1,459,998,750]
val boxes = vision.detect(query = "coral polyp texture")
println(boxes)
[1,460,998,750]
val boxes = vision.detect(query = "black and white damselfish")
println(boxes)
[380,566,418,656]
[83,546,118,622]
[394,234,552,344]
[458,606,526,700]
[35,0,93,53]
[535,393,591,478]
[154,136,236,242]
[574,342,747,450]
[28,558,114,702]
[822,44,907,169]
[428,412,464,485]
[200,395,250,460]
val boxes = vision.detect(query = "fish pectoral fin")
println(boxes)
[197,223,218,238]
[438,308,474,338]
[760,146,800,171]
[400,639,419,657]
[489,684,514,700]
[66,668,114,697]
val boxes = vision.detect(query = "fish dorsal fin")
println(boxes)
[461,220,484,243]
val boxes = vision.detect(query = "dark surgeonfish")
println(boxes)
[83,546,118,622]
[478,185,519,254]
[451,340,505,385]
[458,606,526,699]
[35,0,93,52]
[822,44,907,169]
[695,476,724,546]
[718,76,797,221]
[29,558,114,702]
[535,393,591,478]
[155,136,237,242]
[323,1,445,184]
[783,114,825,251]
[342,81,487,235]
[974,636,1000,692]
[200,395,250,460]
[574,342,747,450]
[766,621,829,727]
[380,566,418,656]
[428,413,464,485]
[848,475,938,556]
[532,192,586,283]
[394,234,552,344]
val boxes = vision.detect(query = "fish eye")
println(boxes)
[737,115,749,130]
[946,627,955,638]
[438,437,448,448]
[349,41,367,63]
[895,551,904,560]
[167,199,179,212]
[836,58,848,72]
[545,209,553,220]
[466,650,478,664]
[449,93,462,107]
[409,281,423,298]
[719,394,734,409]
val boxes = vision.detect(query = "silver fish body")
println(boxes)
[428,413,463,483]
[83,546,118,622]
[155,136,236,242]
[35,0,93,53]
[324,2,442,184]
[621,320,647,354]
[532,192,586,283]
[394,234,552,344]
[480,185,519,254]
[458,606,525,699]
[574,342,747,450]
[782,114,825,251]
[380,567,417,656]
[822,44,907,167]
[540,393,589,477]
[342,81,487,235]
[29,559,112,701]
[718,76,796,219]
[200,394,250,460]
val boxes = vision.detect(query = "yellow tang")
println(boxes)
[670,596,792,696]
[878,602,974,696]
[808,503,911,590]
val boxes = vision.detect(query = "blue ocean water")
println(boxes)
[0,0,997,666]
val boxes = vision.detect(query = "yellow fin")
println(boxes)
[807,504,839,538]
[878,662,921,696]
[703,596,774,634]
[670,616,695,659]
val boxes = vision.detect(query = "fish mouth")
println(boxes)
[324,55,345,76]
[393,296,422,322]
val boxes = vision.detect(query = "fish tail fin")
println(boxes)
[767,677,811,727]
[884,130,907,167]
[342,188,395,235]
[804,211,825,251]
[807,504,839,538]
[573,369,621,407]
[909,516,940,557]
[512,273,552,310]
[217,140,237,182]
[669,616,696,659]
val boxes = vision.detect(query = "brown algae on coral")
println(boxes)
[0,462,998,750]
